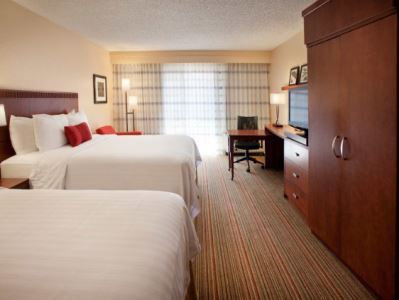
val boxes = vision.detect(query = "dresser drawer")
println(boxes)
[285,180,308,219]
[284,158,308,194]
[284,139,308,171]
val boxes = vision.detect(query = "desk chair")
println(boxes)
[234,116,262,172]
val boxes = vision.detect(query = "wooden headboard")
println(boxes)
[0,89,78,163]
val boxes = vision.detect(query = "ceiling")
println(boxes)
[13,0,313,51]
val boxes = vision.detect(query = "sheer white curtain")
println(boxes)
[161,63,227,154]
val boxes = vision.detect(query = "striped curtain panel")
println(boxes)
[113,64,163,134]
[113,63,270,154]
[225,63,270,131]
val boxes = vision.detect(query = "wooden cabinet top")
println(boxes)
[303,0,396,46]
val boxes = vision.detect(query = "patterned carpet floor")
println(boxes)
[192,155,375,299]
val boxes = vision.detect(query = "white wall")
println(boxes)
[0,0,112,130]
[269,31,307,124]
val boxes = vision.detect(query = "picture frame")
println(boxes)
[93,74,107,104]
[288,66,300,85]
[299,64,308,84]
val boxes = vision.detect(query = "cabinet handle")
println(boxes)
[331,135,341,158]
[292,192,299,199]
[292,172,299,179]
[340,137,349,160]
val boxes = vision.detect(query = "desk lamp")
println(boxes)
[270,93,286,127]
[0,104,6,126]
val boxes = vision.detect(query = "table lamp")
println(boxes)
[270,93,286,127]
[121,78,131,131]
[0,104,6,126]
[128,96,138,131]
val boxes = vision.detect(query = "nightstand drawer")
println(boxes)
[284,139,308,171]
[284,158,308,194]
[0,178,30,189]
[285,180,308,219]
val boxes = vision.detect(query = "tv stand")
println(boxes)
[265,123,309,220]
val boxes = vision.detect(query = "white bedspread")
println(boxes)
[0,189,200,300]
[30,135,202,217]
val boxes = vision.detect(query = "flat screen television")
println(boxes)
[288,86,308,131]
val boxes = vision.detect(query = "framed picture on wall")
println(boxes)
[288,66,300,85]
[93,74,107,104]
[299,64,308,84]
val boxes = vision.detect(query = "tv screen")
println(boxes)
[289,87,308,130]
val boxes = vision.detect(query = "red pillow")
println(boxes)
[64,122,92,147]
[76,122,92,142]
[64,125,83,147]
[96,125,116,135]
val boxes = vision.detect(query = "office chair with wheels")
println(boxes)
[234,116,262,172]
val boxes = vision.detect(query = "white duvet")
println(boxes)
[30,135,201,217]
[0,189,200,300]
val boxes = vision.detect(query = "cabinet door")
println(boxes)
[339,15,396,300]
[307,37,343,253]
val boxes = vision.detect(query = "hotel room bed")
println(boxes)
[1,134,202,217]
[0,189,200,300]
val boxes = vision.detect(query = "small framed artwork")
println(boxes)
[288,66,300,85]
[93,74,107,104]
[299,64,308,84]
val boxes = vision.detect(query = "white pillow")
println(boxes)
[9,115,38,155]
[68,111,90,127]
[33,114,69,151]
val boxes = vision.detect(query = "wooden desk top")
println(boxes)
[227,130,268,137]
[265,123,298,139]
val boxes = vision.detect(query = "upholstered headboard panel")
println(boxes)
[0,89,78,163]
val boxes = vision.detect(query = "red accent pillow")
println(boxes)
[76,122,92,142]
[96,125,116,135]
[64,125,83,147]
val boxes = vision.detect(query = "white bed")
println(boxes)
[0,189,200,300]
[0,151,43,178]
[1,134,202,217]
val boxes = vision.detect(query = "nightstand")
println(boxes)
[0,178,30,189]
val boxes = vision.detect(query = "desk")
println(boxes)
[227,130,268,180]
[264,124,296,169]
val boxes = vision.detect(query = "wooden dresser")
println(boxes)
[284,139,308,219]
[303,0,397,298]
[265,124,309,219]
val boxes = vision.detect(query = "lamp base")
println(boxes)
[272,123,283,127]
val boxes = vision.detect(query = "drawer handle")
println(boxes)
[292,192,299,199]
[292,172,299,179]
[295,152,300,157]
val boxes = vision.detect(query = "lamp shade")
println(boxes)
[128,96,138,111]
[270,93,286,105]
[0,104,6,126]
[121,78,130,90]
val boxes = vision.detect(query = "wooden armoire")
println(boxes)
[303,1,397,299]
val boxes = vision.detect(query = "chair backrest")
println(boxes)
[237,116,258,130]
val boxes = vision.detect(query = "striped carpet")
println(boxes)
[192,155,375,299]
